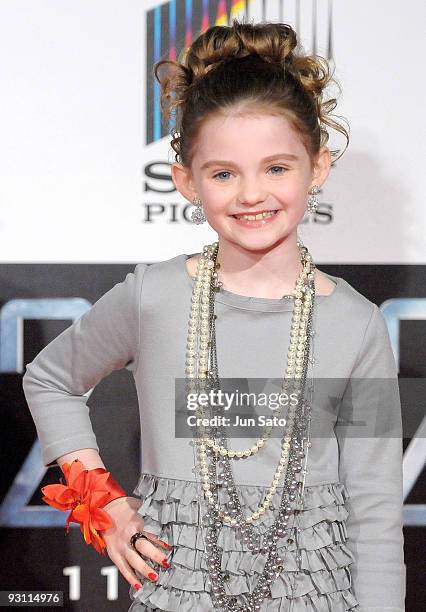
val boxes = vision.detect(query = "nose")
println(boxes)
[237,179,267,209]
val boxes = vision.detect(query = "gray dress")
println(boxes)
[22,252,406,612]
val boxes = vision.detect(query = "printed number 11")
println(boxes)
[63,566,119,600]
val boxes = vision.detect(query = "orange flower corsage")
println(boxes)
[41,459,127,555]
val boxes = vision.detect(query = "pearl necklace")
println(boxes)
[186,241,314,465]
[185,241,316,610]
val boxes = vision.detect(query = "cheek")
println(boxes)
[277,187,308,212]
[199,204,229,228]
[202,198,231,218]
[280,181,307,199]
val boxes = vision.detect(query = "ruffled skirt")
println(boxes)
[128,474,360,611]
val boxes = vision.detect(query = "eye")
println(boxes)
[212,166,288,181]
[212,171,231,181]
[269,165,287,175]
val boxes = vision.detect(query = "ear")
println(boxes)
[310,147,332,188]
[171,162,198,202]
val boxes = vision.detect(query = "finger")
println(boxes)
[131,536,171,570]
[125,547,160,582]
[112,553,146,589]
[139,530,173,550]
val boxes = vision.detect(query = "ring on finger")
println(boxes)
[130,531,151,553]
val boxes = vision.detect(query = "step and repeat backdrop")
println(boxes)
[1,1,425,610]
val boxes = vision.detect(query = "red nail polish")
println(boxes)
[134,583,142,590]
[160,540,172,549]
[161,559,170,569]
[148,572,158,581]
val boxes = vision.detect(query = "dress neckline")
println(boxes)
[180,253,341,313]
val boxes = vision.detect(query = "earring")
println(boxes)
[307,185,320,214]
[191,196,206,224]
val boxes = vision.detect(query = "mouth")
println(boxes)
[231,210,279,221]
[231,210,281,228]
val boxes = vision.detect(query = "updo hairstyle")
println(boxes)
[153,19,349,170]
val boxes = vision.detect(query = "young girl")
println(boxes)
[23,20,405,612]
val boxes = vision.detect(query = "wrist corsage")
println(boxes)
[41,458,127,555]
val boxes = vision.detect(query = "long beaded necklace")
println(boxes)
[186,240,316,611]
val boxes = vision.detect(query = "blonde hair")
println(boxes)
[153,19,349,169]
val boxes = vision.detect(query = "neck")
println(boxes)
[215,233,306,299]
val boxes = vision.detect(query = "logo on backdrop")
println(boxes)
[0,295,425,528]
[145,0,335,146]
[0,298,93,529]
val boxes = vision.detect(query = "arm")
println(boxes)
[22,263,148,468]
[56,448,106,470]
[55,450,137,511]
[336,303,406,611]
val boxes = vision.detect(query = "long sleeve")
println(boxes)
[22,263,148,468]
[335,303,406,611]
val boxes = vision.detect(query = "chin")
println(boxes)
[224,233,292,253]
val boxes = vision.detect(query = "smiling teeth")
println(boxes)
[235,211,277,221]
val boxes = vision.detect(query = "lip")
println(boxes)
[231,209,279,216]
[231,209,280,228]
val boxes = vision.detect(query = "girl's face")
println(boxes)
[173,111,330,253]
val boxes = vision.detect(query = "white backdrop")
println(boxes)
[1,0,425,263]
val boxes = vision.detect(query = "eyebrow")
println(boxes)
[200,153,299,170]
